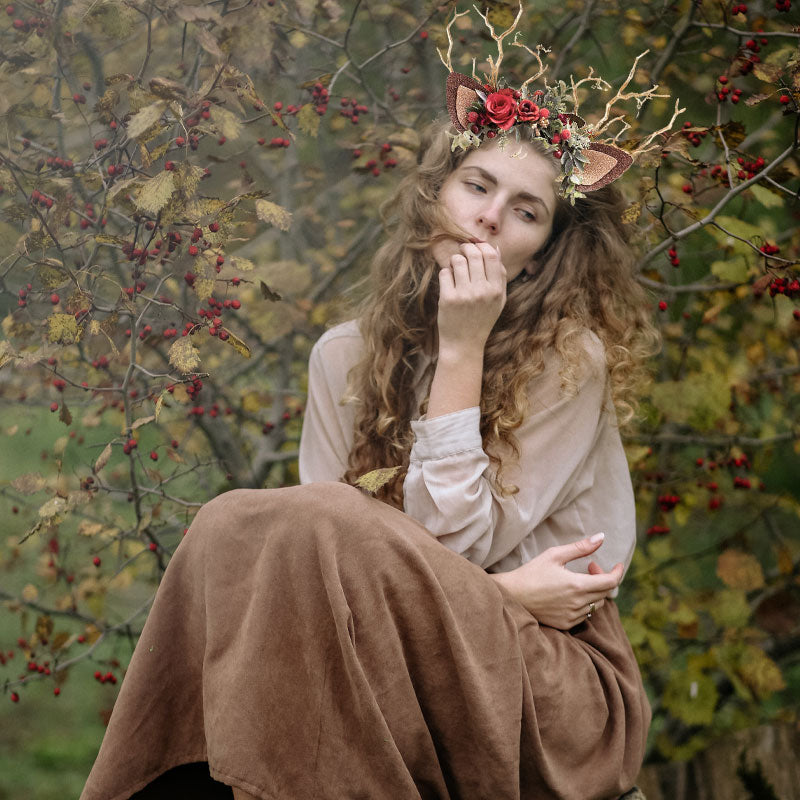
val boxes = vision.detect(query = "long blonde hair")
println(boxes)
[341,118,660,507]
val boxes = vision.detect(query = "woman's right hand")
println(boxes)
[489,533,624,630]
[433,240,507,357]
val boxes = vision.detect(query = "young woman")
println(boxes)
[80,117,657,800]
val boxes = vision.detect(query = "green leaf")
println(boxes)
[663,669,718,725]
[749,183,783,209]
[650,369,730,432]
[711,258,748,283]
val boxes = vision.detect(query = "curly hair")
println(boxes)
[339,118,660,508]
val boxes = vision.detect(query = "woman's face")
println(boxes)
[435,139,559,281]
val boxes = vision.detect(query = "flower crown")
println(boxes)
[439,4,684,203]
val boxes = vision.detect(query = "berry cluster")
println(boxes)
[339,96,370,125]
[768,276,799,297]
[760,242,781,256]
[668,247,680,267]
[657,493,680,511]
[93,669,118,685]
[737,36,769,76]
[122,438,137,455]
[776,0,791,10]
[716,75,743,104]
[681,121,708,148]
[731,2,747,12]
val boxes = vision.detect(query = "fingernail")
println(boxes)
[590,532,605,544]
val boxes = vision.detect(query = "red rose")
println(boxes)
[484,92,517,131]
[517,99,540,122]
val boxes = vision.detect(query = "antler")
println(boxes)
[436,8,472,73]
[591,51,670,137]
[629,98,686,158]
[513,36,549,92]
[569,69,611,118]
[472,0,525,87]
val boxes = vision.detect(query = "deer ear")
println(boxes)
[576,143,634,191]
[446,72,485,132]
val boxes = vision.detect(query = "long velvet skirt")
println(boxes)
[80,481,651,800]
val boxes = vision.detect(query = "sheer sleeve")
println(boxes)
[402,331,615,570]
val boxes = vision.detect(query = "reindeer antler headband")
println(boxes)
[439,4,685,203]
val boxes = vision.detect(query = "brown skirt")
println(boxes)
[80,482,651,800]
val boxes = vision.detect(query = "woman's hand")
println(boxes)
[434,241,507,357]
[489,533,624,630]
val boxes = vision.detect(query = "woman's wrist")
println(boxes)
[427,345,484,419]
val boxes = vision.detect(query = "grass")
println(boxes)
[0,405,173,798]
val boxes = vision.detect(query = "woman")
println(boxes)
[80,117,656,800]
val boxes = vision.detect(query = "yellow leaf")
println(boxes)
[168,337,201,373]
[11,473,47,494]
[126,100,166,139]
[213,106,242,140]
[228,256,255,272]
[78,521,104,537]
[47,313,79,344]
[355,466,403,493]
[621,201,641,225]
[51,631,72,651]
[734,644,786,699]
[134,170,176,215]
[717,549,765,591]
[131,415,155,430]
[35,615,53,640]
[255,199,292,231]
[94,442,112,473]
[154,392,165,422]
[38,496,67,519]
[193,277,216,301]
[21,584,38,602]
[297,103,320,137]
[53,436,69,456]
[219,328,251,358]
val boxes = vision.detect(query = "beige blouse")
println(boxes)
[298,319,636,593]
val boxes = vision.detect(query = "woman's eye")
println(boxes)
[465,182,486,193]
[520,210,536,222]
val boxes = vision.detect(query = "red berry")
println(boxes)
[188,245,199,256]
[92,556,101,567]
[209,222,219,232]
[10,692,19,703]
[50,293,59,304]
[53,687,60,696]
[50,402,58,412]
[658,300,668,311]
[420,30,428,39]
[779,94,791,105]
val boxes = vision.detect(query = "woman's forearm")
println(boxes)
[426,346,484,419]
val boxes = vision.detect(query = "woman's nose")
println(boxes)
[477,205,500,233]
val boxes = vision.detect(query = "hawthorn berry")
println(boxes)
[658,300,668,311]
[209,222,219,232]
[779,94,791,105]
[92,556,101,567]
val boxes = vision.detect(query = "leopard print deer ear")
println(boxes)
[576,143,634,192]
[446,72,485,132]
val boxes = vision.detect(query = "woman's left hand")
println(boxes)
[488,534,624,630]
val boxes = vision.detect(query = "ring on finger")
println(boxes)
[586,601,596,620]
